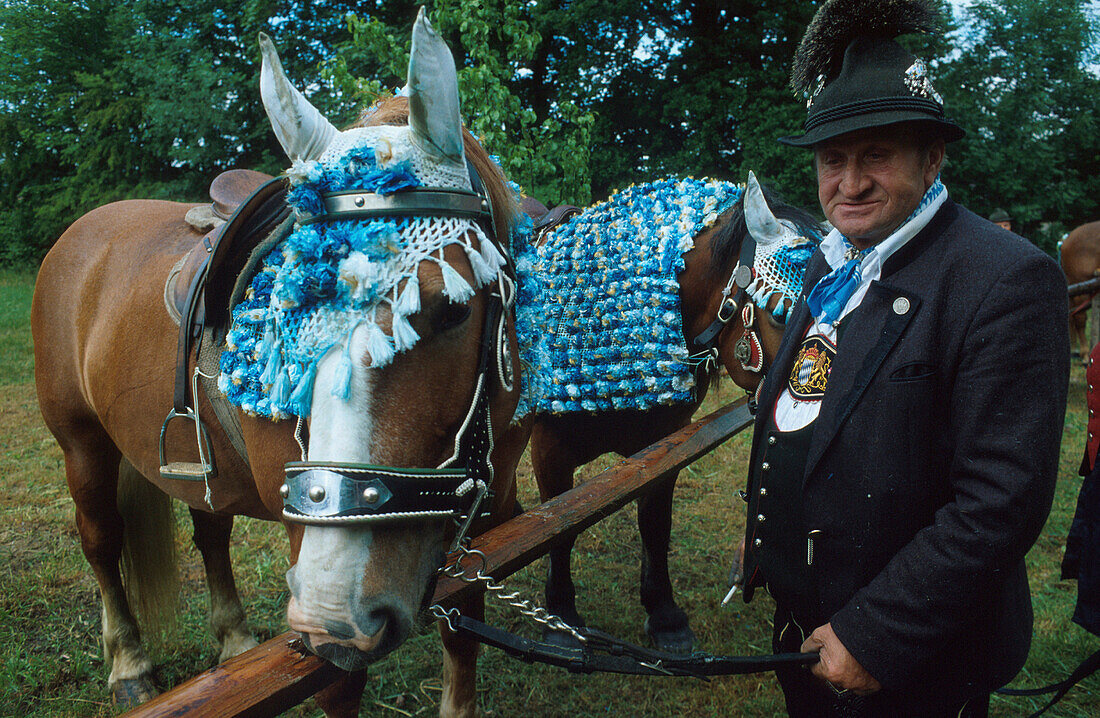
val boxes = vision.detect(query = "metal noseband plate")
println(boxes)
[281,463,490,525]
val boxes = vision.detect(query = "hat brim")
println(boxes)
[779,110,966,147]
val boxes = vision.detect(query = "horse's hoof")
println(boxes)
[645,617,696,654]
[219,632,260,663]
[111,677,158,707]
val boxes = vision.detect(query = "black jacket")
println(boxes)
[742,200,1069,699]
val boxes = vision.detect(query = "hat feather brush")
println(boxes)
[791,0,942,95]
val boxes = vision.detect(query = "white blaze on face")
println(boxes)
[286,325,379,645]
[308,324,377,462]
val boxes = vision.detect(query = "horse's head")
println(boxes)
[696,173,821,394]
[224,10,522,670]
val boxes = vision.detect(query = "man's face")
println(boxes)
[814,126,945,247]
[995,220,1012,231]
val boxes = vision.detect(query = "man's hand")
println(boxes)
[800,623,882,695]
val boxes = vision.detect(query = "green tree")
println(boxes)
[0,0,363,265]
[513,0,820,210]
[937,0,1100,251]
[327,0,595,206]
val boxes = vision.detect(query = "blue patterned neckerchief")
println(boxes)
[806,241,871,325]
[807,177,946,326]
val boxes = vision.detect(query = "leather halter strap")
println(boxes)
[299,188,490,225]
[281,465,487,524]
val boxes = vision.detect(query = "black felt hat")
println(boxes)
[989,208,1013,223]
[779,0,965,148]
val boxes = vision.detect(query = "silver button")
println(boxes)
[308,486,326,502]
[762,462,771,471]
[754,538,762,547]
[892,297,910,315]
[757,514,766,522]
[768,436,777,445]
[363,487,381,504]
[1091,433,1094,440]
[760,487,767,497]
[279,483,290,499]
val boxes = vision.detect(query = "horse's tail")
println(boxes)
[117,459,180,641]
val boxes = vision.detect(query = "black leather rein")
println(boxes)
[445,612,818,679]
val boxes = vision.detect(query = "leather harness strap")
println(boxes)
[532,205,582,245]
[447,613,818,678]
[997,645,1100,717]
[1070,294,1094,318]
[693,224,757,355]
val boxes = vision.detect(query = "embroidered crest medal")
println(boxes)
[788,335,836,400]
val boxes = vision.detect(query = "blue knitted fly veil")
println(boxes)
[218,135,509,420]
[511,178,743,417]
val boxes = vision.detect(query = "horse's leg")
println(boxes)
[638,471,695,653]
[530,423,586,635]
[439,593,484,718]
[64,432,157,706]
[188,508,259,662]
[313,670,369,718]
[1074,311,1090,364]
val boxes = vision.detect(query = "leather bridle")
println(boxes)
[692,225,771,378]
[279,162,514,552]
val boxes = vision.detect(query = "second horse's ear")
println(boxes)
[406,8,465,167]
[744,171,801,247]
[258,32,337,162]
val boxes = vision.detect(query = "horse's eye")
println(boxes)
[438,300,471,332]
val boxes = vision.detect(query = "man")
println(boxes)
[989,208,1014,232]
[736,0,1069,715]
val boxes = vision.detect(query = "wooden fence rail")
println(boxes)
[1068,276,1100,299]
[122,398,755,718]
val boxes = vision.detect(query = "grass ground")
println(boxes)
[0,266,1096,716]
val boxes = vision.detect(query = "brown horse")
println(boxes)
[519,176,822,652]
[1061,219,1100,361]
[33,13,526,717]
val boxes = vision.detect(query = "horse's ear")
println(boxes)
[259,33,338,162]
[745,171,800,247]
[406,8,466,167]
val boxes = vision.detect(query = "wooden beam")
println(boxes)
[434,399,754,605]
[1069,276,1100,298]
[122,399,753,718]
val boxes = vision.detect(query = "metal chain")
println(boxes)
[429,544,587,644]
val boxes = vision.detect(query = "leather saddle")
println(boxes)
[160,169,292,482]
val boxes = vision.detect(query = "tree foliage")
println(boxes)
[0,0,1096,265]
[937,0,1100,250]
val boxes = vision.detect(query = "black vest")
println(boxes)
[743,417,822,621]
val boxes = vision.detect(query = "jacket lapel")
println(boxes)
[802,281,920,483]
[799,202,957,481]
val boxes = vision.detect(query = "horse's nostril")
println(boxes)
[362,607,396,637]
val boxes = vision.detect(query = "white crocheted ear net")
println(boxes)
[321,125,471,191]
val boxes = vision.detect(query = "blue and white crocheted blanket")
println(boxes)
[512,178,743,416]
